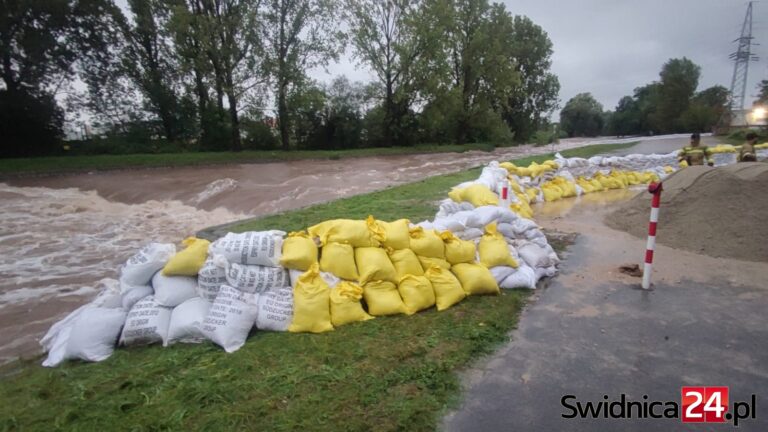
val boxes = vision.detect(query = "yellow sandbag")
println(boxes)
[447,184,499,207]
[541,184,563,202]
[589,177,604,191]
[368,216,410,250]
[279,231,318,271]
[330,281,373,327]
[424,266,466,311]
[320,242,359,280]
[409,227,445,259]
[508,177,523,194]
[542,159,559,169]
[355,247,398,284]
[510,202,534,219]
[679,160,689,168]
[398,275,435,315]
[515,166,532,177]
[362,280,407,316]
[525,188,538,202]
[576,177,595,194]
[555,178,577,198]
[440,231,476,265]
[451,263,500,296]
[515,191,530,204]
[308,219,378,247]
[755,143,768,149]
[500,162,517,172]
[478,223,518,268]
[417,255,451,270]
[289,264,333,333]
[663,165,675,174]
[162,237,210,276]
[387,248,424,279]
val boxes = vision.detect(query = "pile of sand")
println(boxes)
[606,163,768,262]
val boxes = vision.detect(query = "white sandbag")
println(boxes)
[120,243,176,286]
[209,231,285,267]
[518,243,552,268]
[436,199,474,218]
[42,307,126,367]
[215,255,290,294]
[464,206,517,228]
[431,216,466,232]
[121,283,153,310]
[197,257,227,302]
[525,228,546,241]
[165,297,210,346]
[490,266,517,284]
[119,296,172,346]
[500,265,537,289]
[509,218,538,236]
[415,220,435,230]
[457,228,484,241]
[151,271,198,307]
[255,286,293,332]
[535,265,558,281]
[200,285,259,353]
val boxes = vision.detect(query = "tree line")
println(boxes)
[0,0,561,157]
[560,58,731,138]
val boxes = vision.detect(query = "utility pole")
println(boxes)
[726,1,759,126]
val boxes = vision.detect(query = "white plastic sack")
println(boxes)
[535,265,558,281]
[198,257,227,302]
[42,307,126,367]
[215,255,290,293]
[165,297,210,346]
[200,285,259,353]
[119,296,172,346]
[120,243,176,286]
[500,265,537,289]
[431,216,466,232]
[121,282,153,310]
[151,271,198,307]
[289,268,339,289]
[490,266,517,284]
[518,243,552,268]
[209,231,285,267]
[255,286,293,332]
[457,228,484,241]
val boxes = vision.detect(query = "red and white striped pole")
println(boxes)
[642,182,663,289]
[500,181,510,207]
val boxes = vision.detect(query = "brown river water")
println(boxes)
[0,136,689,363]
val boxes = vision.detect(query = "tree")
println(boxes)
[680,85,729,132]
[346,0,430,147]
[652,57,700,133]
[560,93,604,137]
[499,15,559,143]
[756,79,768,106]
[262,0,344,150]
[608,96,641,136]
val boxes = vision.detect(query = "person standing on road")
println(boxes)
[738,132,758,162]
[678,133,714,166]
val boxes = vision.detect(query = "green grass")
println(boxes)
[0,142,632,432]
[0,143,499,176]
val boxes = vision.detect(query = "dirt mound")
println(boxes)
[606,162,768,262]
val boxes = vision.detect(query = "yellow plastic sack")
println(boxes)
[289,263,333,333]
[542,160,559,169]
[162,237,210,276]
[368,216,410,250]
[363,280,407,316]
[663,165,675,174]
[279,231,318,271]
[679,160,689,168]
[387,248,424,279]
[500,161,517,172]
[417,255,451,270]
[320,242,359,280]
[398,275,435,315]
[448,184,499,207]
[576,177,595,194]
[510,202,534,219]
[508,177,523,194]
[525,188,538,202]
[440,231,476,265]
[409,227,445,259]
[451,263,500,296]
[424,266,466,311]
[541,184,563,202]
[308,219,378,247]
[478,223,518,268]
[355,247,398,284]
[330,281,373,327]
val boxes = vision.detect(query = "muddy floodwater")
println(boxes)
[0,135,691,363]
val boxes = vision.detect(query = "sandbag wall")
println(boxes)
[39,145,768,366]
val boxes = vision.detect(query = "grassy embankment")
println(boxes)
[0,143,498,176]
[0,143,635,432]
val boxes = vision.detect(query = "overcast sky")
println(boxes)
[315,0,768,116]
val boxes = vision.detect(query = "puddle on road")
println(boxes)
[532,188,641,221]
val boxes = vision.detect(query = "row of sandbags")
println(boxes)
[41,206,544,365]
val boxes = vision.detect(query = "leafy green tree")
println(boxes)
[680,85,729,132]
[499,15,559,143]
[261,0,344,150]
[652,57,700,132]
[346,0,431,147]
[560,92,604,137]
[608,96,641,136]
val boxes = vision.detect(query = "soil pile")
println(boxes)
[606,162,768,262]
